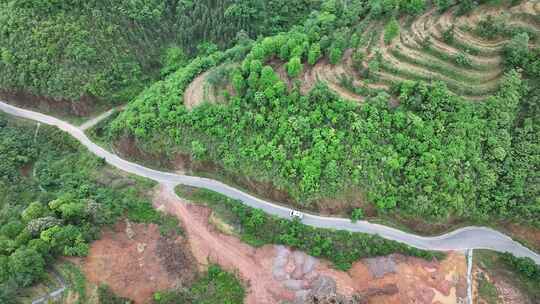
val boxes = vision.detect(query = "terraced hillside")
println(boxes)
[112,0,539,226]
[296,1,540,102]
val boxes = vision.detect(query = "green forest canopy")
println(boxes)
[110,0,539,225]
[0,0,323,106]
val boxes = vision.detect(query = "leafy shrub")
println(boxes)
[456,0,476,16]
[153,264,245,304]
[475,15,506,39]
[454,52,472,67]
[350,208,365,223]
[287,57,303,77]
[384,18,400,45]
[501,253,540,281]
[442,25,455,43]
[98,284,133,304]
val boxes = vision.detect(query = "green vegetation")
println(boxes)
[99,284,133,304]
[176,186,443,271]
[476,250,540,300]
[0,0,322,106]
[350,208,365,223]
[384,18,400,45]
[58,262,87,304]
[2,0,539,302]
[500,253,540,284]
[477,272,499,304]
[0,116,175,300]
[113,28,539,226]
[153,264,245,304]
[109,0,539,228]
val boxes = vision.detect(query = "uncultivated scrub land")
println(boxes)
[474,250,540,304]
[0,115,178,302]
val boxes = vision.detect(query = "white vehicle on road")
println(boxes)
[289,210,304,219]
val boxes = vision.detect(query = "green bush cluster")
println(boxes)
[500,253,540,283]
[0,119,174,299]
[98,284,133,304]
[153,264,245,304]
[384,18,401,45]
[504,33,540,77]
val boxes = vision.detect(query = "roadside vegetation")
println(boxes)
[176,185,443,271]
[475,250,540,301]
[0,115,174,303]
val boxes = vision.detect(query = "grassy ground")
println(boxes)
[475,250,540,302]
[15,270,62,303]
[477,272,499,304]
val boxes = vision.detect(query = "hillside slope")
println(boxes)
[110,0,539,228]
[0,0,320,115]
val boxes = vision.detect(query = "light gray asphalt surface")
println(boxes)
[1,100,539,264]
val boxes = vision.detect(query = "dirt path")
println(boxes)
[79,107,121,130]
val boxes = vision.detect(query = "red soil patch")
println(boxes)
[82,221,196,303]
[505,223,540,252]
[154,184,467,304]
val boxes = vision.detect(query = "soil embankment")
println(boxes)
[154,184,468,304]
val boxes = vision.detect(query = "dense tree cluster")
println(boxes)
[111,5,539,225]
[0,117,171,301]
[0,0,322,106]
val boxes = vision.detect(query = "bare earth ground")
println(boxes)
[183,64,236,109]
[184,70,212,109]
[81,221,197,303]
[153,184,468,304]
[473,268,531,304]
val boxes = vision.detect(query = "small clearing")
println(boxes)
[81,221,197,303]
[184,70,213,109]
[183,64,236,109]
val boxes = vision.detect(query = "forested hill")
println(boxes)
[0,0,320,112]
[109,0,540,227]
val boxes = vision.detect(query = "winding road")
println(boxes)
[1,100,539,265]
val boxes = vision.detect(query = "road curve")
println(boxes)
[1,100,539,264]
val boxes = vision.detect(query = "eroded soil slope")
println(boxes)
[154,184,467,304]
[81,221,197,303]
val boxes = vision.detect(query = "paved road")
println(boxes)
[1,100,539,265]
